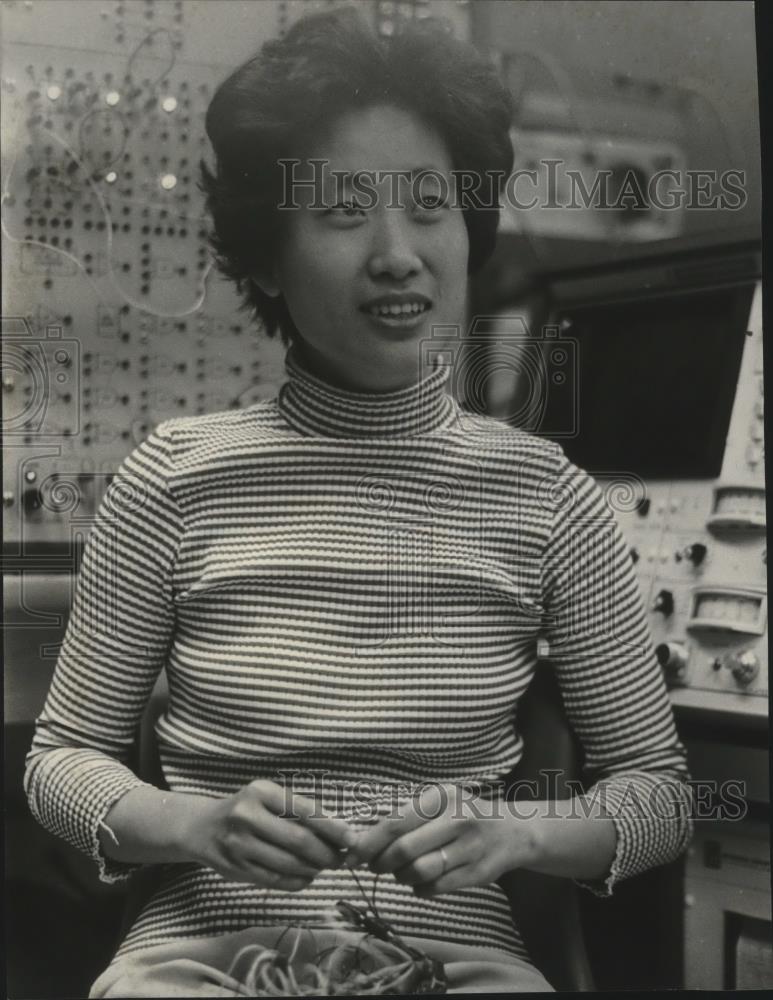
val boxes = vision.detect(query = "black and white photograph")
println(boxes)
[2,0,768,995]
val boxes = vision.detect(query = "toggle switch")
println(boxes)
[652,589,674,616]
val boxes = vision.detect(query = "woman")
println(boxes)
[25,7,692,995]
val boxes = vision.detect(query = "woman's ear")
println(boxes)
[251,270,281,299]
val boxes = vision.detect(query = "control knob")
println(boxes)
[724,650,760,686]
[655,642,689,685]
[675,543,707,566]
[652,589,674,616]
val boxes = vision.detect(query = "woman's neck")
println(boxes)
[292,338,422,394]
[277,342,456,439]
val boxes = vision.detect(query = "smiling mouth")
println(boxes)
[362,302,431,319]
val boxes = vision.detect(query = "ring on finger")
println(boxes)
[438,845,450,876]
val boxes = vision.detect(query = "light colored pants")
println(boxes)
[90,925,554,996]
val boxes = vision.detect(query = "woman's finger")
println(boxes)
[301,809,359,851]
[368,815,454,875]
[249,780,356,851]
[235,836,321,878]
[392,836,462,886]
[252,809,344,869]
[348,784,454,865]
[412,861,477,898]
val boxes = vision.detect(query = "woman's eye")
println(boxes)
[414,193,448,214]
[328,200,366,217]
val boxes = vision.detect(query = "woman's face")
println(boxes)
[259,104,469,392]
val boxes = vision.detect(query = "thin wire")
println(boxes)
[224,863,440,997]
[125,26,178,86]
[1,123,213,317]
[346,860,383,921]
[76,107,129,170]
[3,19,209,320]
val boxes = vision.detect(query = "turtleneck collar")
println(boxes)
[277,344,458,439]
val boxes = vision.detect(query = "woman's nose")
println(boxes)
[367,212,422,282]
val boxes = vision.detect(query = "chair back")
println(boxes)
[497,664,596,991]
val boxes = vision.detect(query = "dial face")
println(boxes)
[713,486,766,519]
[691,590,765,631]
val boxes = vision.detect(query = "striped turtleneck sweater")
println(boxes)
[25,344,692,964]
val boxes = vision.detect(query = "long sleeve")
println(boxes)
[23,421,184,883]
[539,446,693,896]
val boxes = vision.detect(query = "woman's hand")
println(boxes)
[345,784,539,897]
[184,779,357,891]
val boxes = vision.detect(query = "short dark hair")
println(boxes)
[200,5,514,342]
